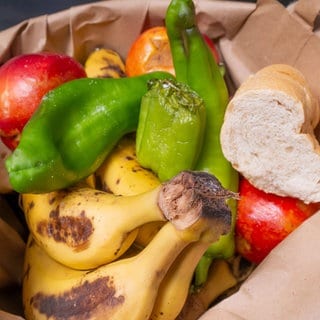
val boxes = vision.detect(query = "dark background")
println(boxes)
[0,0,293,31]
[0,0,99,31]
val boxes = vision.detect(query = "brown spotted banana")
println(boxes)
[21,183,165,270]
[23,171,234,320]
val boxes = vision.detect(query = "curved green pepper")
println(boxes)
[165,0,239,286]
[5,71,173,194]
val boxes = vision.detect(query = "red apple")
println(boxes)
[235,177,320,264]
[0,52,86,149]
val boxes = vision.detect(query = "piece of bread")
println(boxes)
[220,64,320,203]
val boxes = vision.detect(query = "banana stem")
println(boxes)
[158,171,236,232]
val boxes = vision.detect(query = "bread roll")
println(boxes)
[220,64,320,203]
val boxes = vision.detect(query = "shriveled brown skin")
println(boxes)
[158,171,236,231]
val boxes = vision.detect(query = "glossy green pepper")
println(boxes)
[136,78,206,181]
[165,0,239,286]
[5,72,173,194]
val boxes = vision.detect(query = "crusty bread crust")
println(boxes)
[220,64,320,203]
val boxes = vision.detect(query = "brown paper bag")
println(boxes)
[220,0,320,100]
[1,0,320,319]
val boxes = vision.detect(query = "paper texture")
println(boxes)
[220,0,320,100]
[1,0,320,319]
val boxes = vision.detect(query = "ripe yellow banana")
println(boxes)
[150,240,210,320]
[95,134,165,247]
[21,184,165,270]
[84,47,126,78]
[95,134,160,195]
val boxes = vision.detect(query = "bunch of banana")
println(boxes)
[97,136,238,319]
[23,214,223,320]
[22,161,236,320]
[84,47,126,78]
[23,222,189,320]
[22,183,168,270]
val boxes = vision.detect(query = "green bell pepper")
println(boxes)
[5,72,173,194]
[165,0,239,286]
[136,78,206,182]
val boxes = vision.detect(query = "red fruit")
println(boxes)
[235,177,320,264]
[203,34,221,64]
[0,52,86,150]
[125,26,220,77]
[126,26,175,77]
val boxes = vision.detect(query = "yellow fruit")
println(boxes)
[21,184,165,270]
[84,48,126,78]
[150,241,209,320]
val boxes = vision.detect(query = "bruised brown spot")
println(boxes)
[101,64,126,78]
[28,200,35,211]
[131,165,144,173]
[49,196,57,205]
[24,238,36,281]
[30,276,125,320]
[48,190,68,205]
[146,38,172,70]
[36,208,93,251]
[93,176,112,193]
[98,56,126,78]
[23,262,31,282]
